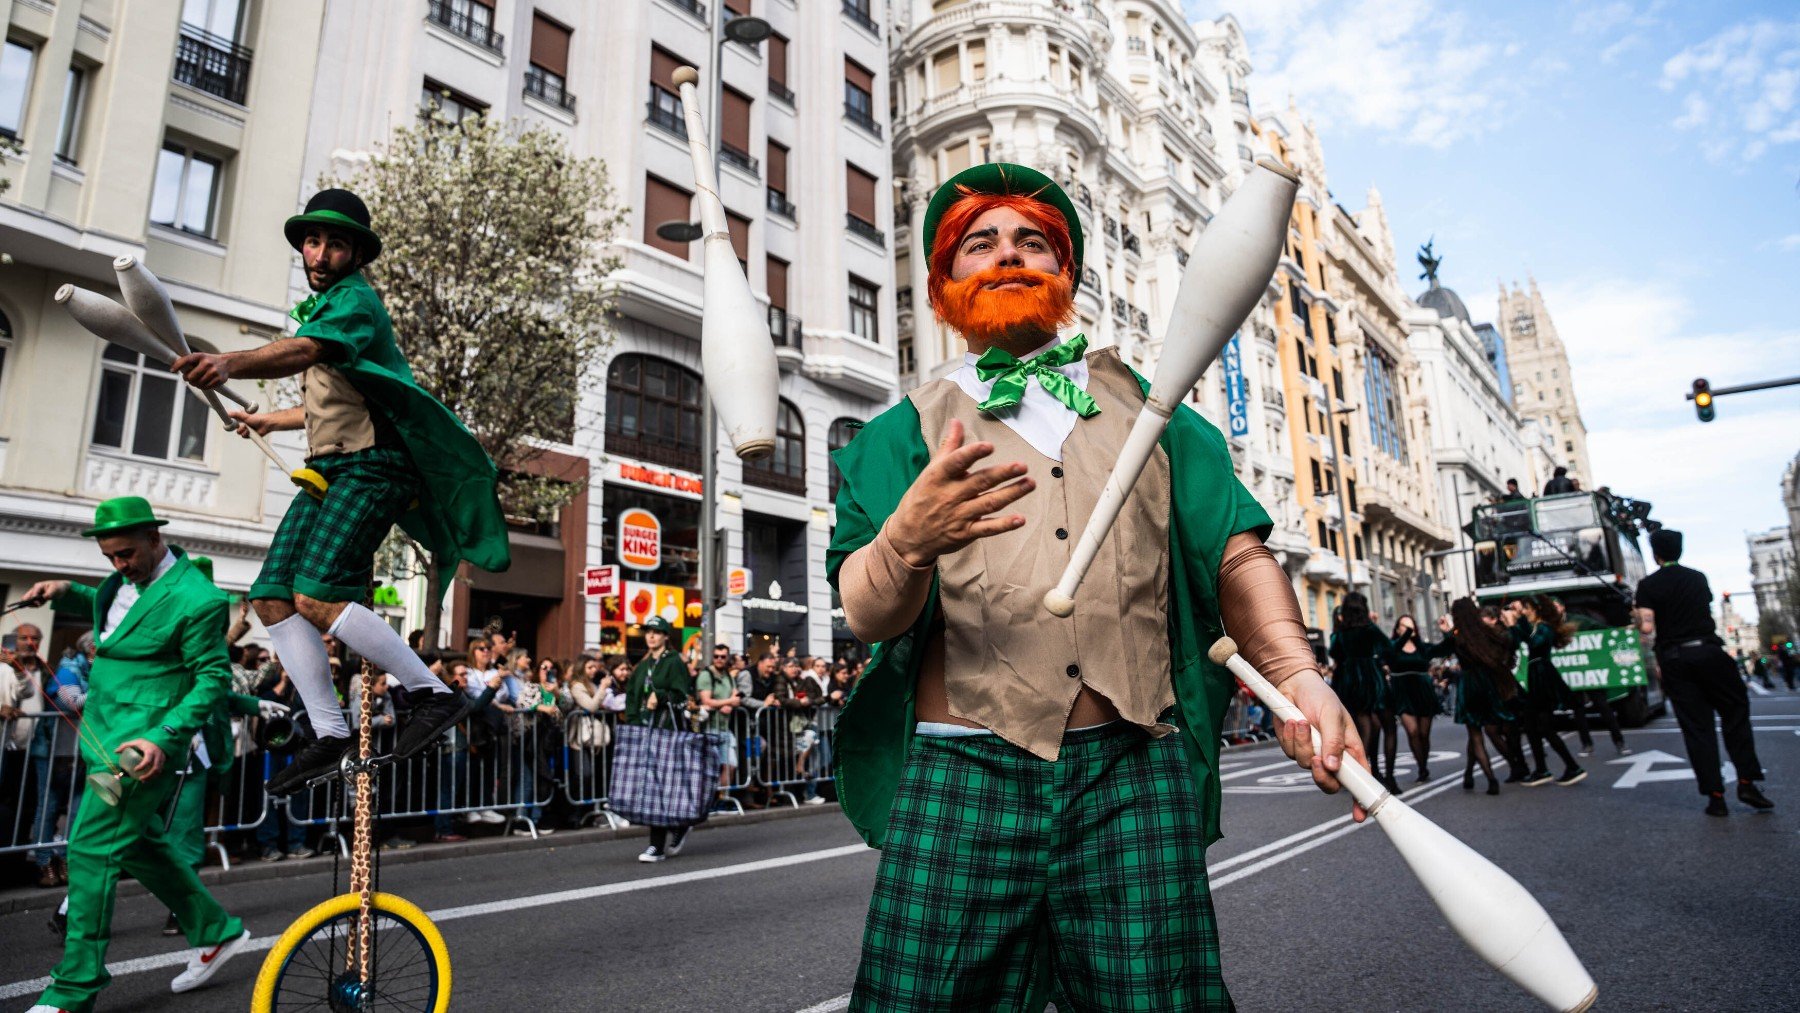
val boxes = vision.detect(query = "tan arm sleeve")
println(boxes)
[1217,531,1319,688]
[839,518,935,644]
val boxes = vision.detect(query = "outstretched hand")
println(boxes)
[885,418,1035,568]
[1273,671,1370,822]
[227,409,277,439]
[171,351,231,389]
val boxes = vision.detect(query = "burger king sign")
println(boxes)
[617,508,662,571]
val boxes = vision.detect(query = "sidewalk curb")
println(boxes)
[0,801,846,918]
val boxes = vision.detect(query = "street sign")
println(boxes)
[584,565,619,598]
[726,566,751,598]
[1513,626,1648,691]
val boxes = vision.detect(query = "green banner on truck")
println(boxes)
[1514,626,1649,691]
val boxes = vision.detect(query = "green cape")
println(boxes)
[825,370,1273,849]
[293,272,510,574]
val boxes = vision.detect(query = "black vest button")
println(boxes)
[1066,664,1080,678]
[1055,528,1068,539]
[1051,466,1064,478]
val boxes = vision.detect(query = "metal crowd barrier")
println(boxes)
[1219,695,1275,747]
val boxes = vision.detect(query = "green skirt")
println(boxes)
[1388,672,1441,718]
[1455,668,1515,727]
[1332,658,1387,714]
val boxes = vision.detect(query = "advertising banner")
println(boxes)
[1222,332,1249,438]
[1513,626,1649,691]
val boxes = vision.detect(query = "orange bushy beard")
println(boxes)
[934,266,1076,349]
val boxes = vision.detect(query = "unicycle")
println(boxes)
[252,660,452,1012]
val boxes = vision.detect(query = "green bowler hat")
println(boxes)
[284,188,382,262]
[641,616,677,634]
[921,163,1084,290]
[81,496,170,538]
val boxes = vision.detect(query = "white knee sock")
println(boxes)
[328,603,448,695]
[267,614,348,738]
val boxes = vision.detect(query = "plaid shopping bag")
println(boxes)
[609,709,721,827]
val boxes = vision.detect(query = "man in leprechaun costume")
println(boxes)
[174,188,510,796]
[827,164,1364,1009]
[21,498,253,1011]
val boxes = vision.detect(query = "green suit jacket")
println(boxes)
[624,651,694,726]
[826,371,1272,850]
[293,271,511,574]
[51,547,233,770]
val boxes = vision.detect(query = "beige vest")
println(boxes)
[302,363,377,458]
[912,347,1173,760]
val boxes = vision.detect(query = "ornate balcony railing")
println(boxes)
[646,99,686,139]
[845,102,883,138]
[524,67,575,112]
[768,78,795,105]
[1077,183,1093,209]
[841,0,880,35]
[896,287,913,310]
[1081,267,1100,291]
[1231,86,1250,107]
[846,213,885,246]
[1127,37,1147,54]
[720,141,759,175]
[1080,2,1110,30]
[172,25,253,104]
[1237,143,1255,163]
[425,1,505,54]
[1103,216,1119,241]
[768,306,803,349]
[1111,296,1128,322]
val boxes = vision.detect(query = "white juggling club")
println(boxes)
[672,65,779,460]
[1044,161,1300,616]
[53,281,257,414]
[1207,637,1598,1012]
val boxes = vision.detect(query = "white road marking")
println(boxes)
[0,843,875,1000]
[1218,758,1307,782]
[795,994,852,1013]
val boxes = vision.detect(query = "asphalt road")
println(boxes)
[1,690,1795,1012]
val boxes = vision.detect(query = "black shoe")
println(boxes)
[1462,771,1475,791]
[1486,780,1500,796]
[1705,794,1729,817]
[1738,782,1774,810]
[665,826,692,857]
[1504,769,1527,784]
[1523,769,1553,786]
[1417,767,1431,783]
[47,907,66,938]
[163,911,182,937]
[267,735,353,796]
[1381,774,1402,795]
[394,691,471,760]
[1556,767,1587,786]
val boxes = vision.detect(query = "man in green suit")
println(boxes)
[173,188,511,796]
[21,498,252,1013]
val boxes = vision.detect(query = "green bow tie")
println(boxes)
[289,292,324,325]
[974,335,1100,418]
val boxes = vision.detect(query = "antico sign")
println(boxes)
[617,509,662,570]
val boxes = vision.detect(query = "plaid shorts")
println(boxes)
[251,446,418,603]
[850,723,1231,1012]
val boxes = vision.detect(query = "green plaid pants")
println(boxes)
[851,722,1232,1012]
[250,446,418,603]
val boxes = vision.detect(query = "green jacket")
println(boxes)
[825,372,1272,850]
[624,650,693,726]
[293,271,510,574]
[199,692,262,779]
[50,548,233,769]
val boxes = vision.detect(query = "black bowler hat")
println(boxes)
[1648,528,1683,562]
[284,188,382,261]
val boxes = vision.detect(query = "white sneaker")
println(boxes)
[476,809,505,824]
[804,795,827,805]
[29,1005,74,1012]
[170,928,251,993]
[638,846,666,863]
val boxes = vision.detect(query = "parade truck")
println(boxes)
[1467,491,1667,726]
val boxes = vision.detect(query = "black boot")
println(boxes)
[1737,781,1774,811]
[394,691,471,759]
[267,735,353,796]
[163,910,182,936]
[1704,793,1729,817]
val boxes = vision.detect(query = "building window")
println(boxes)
[605,354,704,472]
[848,275,878,342]
[647,46,688,138]
[643,173,693,258]
[149,142,223,238]
[54,65,85,163]
[92,342,211,463]
[767,255,795,347]
[181,0,245,41]
[744,398,806,495]
[426,0,503,53]
[720,87,756,174]
[0,308,12,410]
[525,12,574,111]
[766,141,794,219]
[767,33,792,104]
[726,209,750,273]
[846,163,881,244]
[844,58,879,137]
[1,39,34,138]
[174,0,253,104]
[421,78,486,125]
[827,417,860,500]
[1363,346,1407,463]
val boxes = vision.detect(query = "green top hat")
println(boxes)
[921,163,1084,290]
[81,496,169,538]
[285,188,382,262]
[641,616,677,634]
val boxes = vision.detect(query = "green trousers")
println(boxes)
[165,767,210,871]
[39,769,242,1013]
[851,722,1232,1012]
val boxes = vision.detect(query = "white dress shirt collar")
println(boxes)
[949,336,1090,462]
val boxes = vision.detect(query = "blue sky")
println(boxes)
[1186,0,1800,619]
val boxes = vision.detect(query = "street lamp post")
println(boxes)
[664,12,772,656]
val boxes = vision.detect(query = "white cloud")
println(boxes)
[1660,19,1800,163]
[1185,0,1517,148]
[1542,277,1800,616]
[1773,233,1800,252]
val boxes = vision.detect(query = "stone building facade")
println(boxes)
[1497,278,1592,489]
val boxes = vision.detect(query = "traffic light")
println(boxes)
[1692,378,1714,422]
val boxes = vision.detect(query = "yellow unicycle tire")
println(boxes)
[252,891,451,1013]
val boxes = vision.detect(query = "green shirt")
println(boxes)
[694,668,739,732]
[292,272,510,575]
[826,369,1271,850]
[623,650,693,726]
